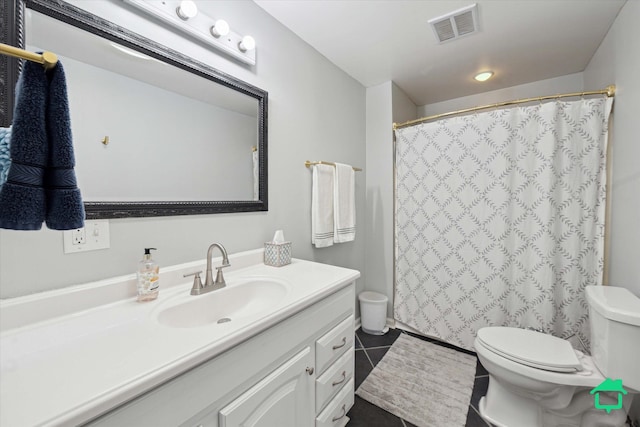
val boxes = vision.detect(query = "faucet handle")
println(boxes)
[214,266,227,286]
[184,271,204,295]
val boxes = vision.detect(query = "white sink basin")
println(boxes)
[156,277,290,328]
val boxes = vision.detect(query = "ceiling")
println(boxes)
[254,0,626,106]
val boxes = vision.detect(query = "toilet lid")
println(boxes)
[476,327,583,373]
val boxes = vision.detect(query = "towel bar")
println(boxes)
[305,160,362,171]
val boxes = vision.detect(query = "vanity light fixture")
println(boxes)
[210,19,230,38]
[124,0,257,65]
[175,0,197,20]
[474,71,494,82]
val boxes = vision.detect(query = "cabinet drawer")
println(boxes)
[315,347,354,413]
[316,315,354,375]
[315,378,354,427]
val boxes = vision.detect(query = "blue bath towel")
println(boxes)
[43,61,84,230]
[0,61,84,230]
[0,62,48,230]
[0,127,10,186]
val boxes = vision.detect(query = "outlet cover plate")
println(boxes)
[63,220,110,253]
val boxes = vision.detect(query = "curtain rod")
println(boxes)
[0,43,58,70]
[305,160,362,171]
[393,85,616,130]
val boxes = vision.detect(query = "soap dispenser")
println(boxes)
[137,248,159,302]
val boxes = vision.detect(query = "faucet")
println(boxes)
[184,242,230,295]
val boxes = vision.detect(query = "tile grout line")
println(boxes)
[470,403,492,427]
[360,344,393,351]
[354,332,365,349]
[362,347,375,369]
[355,333,376,368]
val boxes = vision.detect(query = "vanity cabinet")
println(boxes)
[86,283,355,427]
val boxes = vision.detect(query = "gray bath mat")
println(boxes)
[356,333,476,427]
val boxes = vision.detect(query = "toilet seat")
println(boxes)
[476,327,582,373]
[474,335,604,389]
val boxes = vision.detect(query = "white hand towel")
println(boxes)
[312,164,335,248]
[333,163,355,243]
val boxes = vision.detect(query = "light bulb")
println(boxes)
[176,0,197,20]
[210,19,230,37]
[238,35,256,52]
[474,71,494,82]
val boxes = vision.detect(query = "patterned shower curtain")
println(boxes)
[394,98,613,351]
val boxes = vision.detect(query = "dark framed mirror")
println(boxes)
[1,0,268,218]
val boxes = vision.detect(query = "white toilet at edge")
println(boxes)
[474,285,640,427]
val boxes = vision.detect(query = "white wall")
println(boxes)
[583,0,640,297]
[365,82,416,318]
[364,82,393,316]
[418,73,584,117]
[584,6,640,420]
[392,84,417,125]
[0,0,366,298]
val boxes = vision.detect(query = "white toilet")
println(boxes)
[474,285,640,427]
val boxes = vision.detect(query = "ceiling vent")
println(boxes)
[429,3,479,43]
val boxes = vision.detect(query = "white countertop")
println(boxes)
[0,250,360,426]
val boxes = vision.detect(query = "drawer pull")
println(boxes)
[332,370,347,387]
[306,367,314,375]
[332,337,347,350]
[332,404,347,422]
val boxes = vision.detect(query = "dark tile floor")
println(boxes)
[346,327,492,427]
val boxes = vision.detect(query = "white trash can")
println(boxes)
[358,291,389,335]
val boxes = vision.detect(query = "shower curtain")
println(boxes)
[394,98,613,351]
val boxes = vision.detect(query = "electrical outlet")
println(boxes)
[71,228,86,245]
[63,220,110,253]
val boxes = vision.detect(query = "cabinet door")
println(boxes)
[219,347,314,427]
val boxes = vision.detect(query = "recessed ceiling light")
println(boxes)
[474,71,494,82]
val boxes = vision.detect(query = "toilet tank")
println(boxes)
[586,286,640,392]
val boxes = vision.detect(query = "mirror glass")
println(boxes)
[5,0,268,217]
